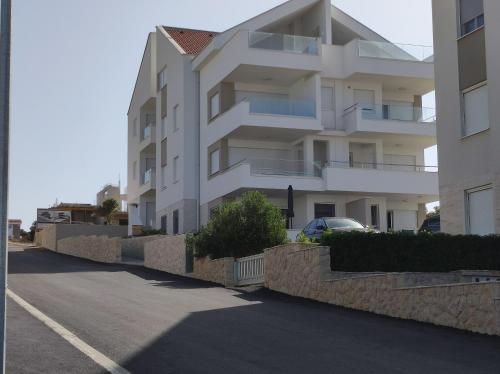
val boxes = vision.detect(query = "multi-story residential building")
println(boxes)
[96,184,127,211]
[432,0,499,235]
[128,0,438,235]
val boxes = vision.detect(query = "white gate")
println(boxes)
[234,253,265,286]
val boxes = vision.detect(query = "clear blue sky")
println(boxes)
[9,0,436,229]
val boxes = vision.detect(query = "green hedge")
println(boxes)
[189,191,287,260]
[321,231,500,272]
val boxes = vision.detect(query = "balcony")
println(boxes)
[322,40,435,82]
[203,158,323,204]
[248,31,319,55]
[323,161,439,197]
[193,29,321,91]
[203,158,439,204]
[358,40,434,63]
[207,98,321,145]
[139,168,156,195]
[341,103,436,141]
[139,124,156,152]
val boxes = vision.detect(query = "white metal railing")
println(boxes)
[358,40,434,62]
[234,253,265,286]
[229,158,323,178]
[344,103,436,123]
[249,31,319,55]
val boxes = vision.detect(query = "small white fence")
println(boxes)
[234,253,265,286]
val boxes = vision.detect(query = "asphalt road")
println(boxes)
[6,245,500,374]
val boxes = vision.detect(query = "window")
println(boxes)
[210,92,220,119]
[161,117,167,139]
[160,215,167,233]
[463,83,489,136]
[466,185,494,235]
[173,156,179,182]
[132,161,137,180]
[173,105,179,132]
[387,211,394,231]
[370,205,379,229]
[158,67,167,90]
[161,139,167,167]
[459,0,484,36]
[133,118,137,137]
[210,149,220,175]
[173,210,179,235]
[314,204,335,219]
[353,89,375,111]
[161,87,168,118]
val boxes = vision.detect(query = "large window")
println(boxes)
[210,92,220,119]
[160,215,167,233]
[466,185,494,235]
[161,87,168,119]
[462,83,489,137]
[370,205,379,229]
[161,117,167,139]
[210,149,220,175]
[314,204,335,219]
[459,0,484,36]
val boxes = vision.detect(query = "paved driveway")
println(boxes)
[7,245,500,374]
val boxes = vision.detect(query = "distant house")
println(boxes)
[8,219,22,240]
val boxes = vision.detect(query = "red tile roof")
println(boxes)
[163,27,218,55]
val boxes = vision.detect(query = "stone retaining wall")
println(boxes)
[192,257,235,287]
[57,235,122,263]
[144,235,187,276]
[264,244,500,336]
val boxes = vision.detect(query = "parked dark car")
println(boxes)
[299,217,374,241]
[419,215,440,233]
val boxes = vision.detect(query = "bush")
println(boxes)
[321,231,500,272]
[190,191,288,259]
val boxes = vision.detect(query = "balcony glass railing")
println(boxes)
[142,168,155,185]
[142,124,155,141]
[248,97,316,118]
[249,31,319,55]
[326,160,438,173]
[358,40,434,62]
[348,103,436,123]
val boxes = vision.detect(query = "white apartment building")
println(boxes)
[432,0,499,235]
[128,0,438,235]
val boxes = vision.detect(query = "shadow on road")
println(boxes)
[119,286,500,374]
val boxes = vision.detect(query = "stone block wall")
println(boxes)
[264,243,500,336]
[192,257,235,287]
[144,235,187,276]
[57,235,122,264]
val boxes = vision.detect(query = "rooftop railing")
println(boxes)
[358,40,434,62]
[229,158,323,178]
[249,31,319,55]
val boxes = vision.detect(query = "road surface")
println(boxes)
[6,244,500,373]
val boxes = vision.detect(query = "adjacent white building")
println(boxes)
[128,0,438,235]
[432,0,499,235]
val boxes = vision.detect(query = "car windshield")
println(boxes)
[325,218,365,229]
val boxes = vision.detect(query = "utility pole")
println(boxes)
[0,0,12,372]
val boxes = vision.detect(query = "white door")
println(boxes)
[321,86,335,129]
[467,187,495,235]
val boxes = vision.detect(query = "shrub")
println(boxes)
[191,191,288,259]
[321,231,500,272]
